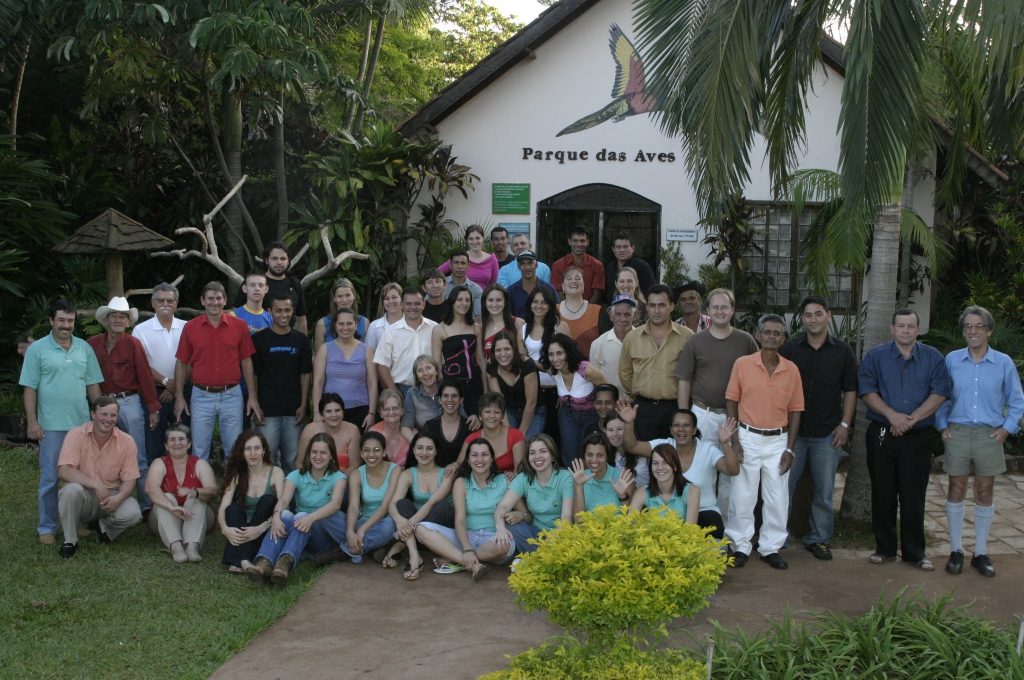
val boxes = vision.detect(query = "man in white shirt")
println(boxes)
[132,283,187,465]
[373,287,437,398]
[589,294,636,392]
[497,233,551,288]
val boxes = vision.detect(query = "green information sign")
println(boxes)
[492,183,531,214]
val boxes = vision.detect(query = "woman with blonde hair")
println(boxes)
[314,278,369,352]
[365,282,403,350]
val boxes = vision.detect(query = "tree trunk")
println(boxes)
[352,16,386,135]
[9,38,30,146]
[896,167,915,307]
[274,91,288,240]
[221,88,246,273]
[343,18,374,132]
[839,199,902,525]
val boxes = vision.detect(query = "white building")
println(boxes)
[400,0,1003,325]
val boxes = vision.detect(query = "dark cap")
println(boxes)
[516,250,538,262]
[609,293,637,307]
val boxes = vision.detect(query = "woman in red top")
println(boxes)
[144,424,218,563]
[461,392,525,476]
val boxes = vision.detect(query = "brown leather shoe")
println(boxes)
[271,555,293,585]
[38,533,56,545]
[245,557,273,583]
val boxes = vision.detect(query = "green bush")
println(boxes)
[481,636,705,680]
[509,505,728,642]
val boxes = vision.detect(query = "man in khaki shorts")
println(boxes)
[935,306,1024,577]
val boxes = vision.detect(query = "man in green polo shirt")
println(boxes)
[20,299,103,545]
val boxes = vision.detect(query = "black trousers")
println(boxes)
[865,421,934,562]
[634,397,677,441]
[221,494,277,567]
[698,509,725,540]
[395,497,455,527]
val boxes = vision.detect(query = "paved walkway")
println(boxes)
[213,473,1024,680]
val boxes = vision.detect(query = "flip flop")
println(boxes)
[432,562,465,575]
[227,565,244,575]
[868,553,898,565]
[403,559,423,581]
[471,563,489,582]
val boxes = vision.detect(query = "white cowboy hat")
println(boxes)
[95,296,139,326]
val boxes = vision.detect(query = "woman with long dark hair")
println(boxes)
[432,285,485,416]
[542,333,606,466]
[628,443,700,524]
[218,430,285,574]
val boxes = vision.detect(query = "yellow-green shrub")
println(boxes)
[509,505,727,641]
[480,636,705,680]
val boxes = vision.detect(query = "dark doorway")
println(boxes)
[536,184,661,274]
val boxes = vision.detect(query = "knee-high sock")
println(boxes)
[974,504,994,556]
[945,500,964,553]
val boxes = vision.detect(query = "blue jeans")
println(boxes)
[788,435,842,545]
[256,509,348,568]
[341,516,397,563]
[145,385,191,464]
[557,406,598,467]
[508,521,541,554]
[508,405,547,440]
[38,430,69,535]
[190,385,243,462]
[116,394,150,510]
[259,416,301,473]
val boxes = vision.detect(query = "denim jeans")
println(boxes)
[259,416,301,473]
[341,516,397,563]
[190,385,243,462]
[38,430,69,535]
[788,435,842,545]
[145,385,191,464]
[116,393,150,510]
[508,521,541,554]
[557,406,598,467]
[508,405,547,440]
[255,509,348,568]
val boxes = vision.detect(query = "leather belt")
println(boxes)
[104,390,137,399]
[739,421,787,436]
[194,384,237,393]
[692,399,727,415]
[635,395,672,405]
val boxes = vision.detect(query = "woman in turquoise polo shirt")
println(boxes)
[342,431,400,563]
[415,438,518,581]
[629,443,700,523]
[245,433,347,585]
[569,431,636,512]
[494,434,575,554]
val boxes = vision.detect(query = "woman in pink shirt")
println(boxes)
[437,224,499,288]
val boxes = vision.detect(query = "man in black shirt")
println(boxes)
[605,231,656,297]
[233,241,308,334]
[778,295,858,561]
[490,226,514,267]
[252,293,312,472]
[421,269,449,323]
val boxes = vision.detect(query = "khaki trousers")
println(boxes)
[58,483,142,544]
[147,496,214,548]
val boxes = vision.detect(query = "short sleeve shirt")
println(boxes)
[176,314,256,386]
[57,422,139,488]
[725,353,804,429]
[509,469,573,530]
[464,474,509,531]
[582,465,623,511]
[19,334,104,431]
[287,469,345,514]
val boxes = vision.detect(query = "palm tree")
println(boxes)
[634,0,1023,521]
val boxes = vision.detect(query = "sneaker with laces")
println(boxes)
[945,549,964,575]
[971,554,996,577]
[806,543,833,561]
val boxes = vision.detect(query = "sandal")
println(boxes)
[868,553,897,565]
[432,560,465,575]
[227,565,244,575]
[403,559,423,581]
[916,557,935,571]
[381,544,404,569]
[471,563,489,582]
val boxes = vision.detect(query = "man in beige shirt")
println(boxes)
[620,284,694,440]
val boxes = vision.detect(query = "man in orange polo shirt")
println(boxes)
[174,281,262,462]
[724,314,804,570]
[56,396,143,558]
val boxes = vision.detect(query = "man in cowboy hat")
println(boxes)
[87,296,161,512]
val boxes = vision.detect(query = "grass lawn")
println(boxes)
[0,447,323,679]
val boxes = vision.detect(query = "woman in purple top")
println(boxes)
[313,308,377,430]
[437,224,499,289]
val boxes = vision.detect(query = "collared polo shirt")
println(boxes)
[19,333,103,431]
[132,315,186,380]
[464,474,508,531]
[508,278,556,318]
[551,253,605,299]
[674,328,759,409]
[497,259,552,288]
[58,421,139,487]
[176,313,256,386]
[286,469,346,513]
[87,333,161,413]
[620,321,693,400]
[373,316,438,386]
[726,352,805,429]
[509,469,573,530]
[582,465,623,511]
[935,347,1024,432]
[858,341,950,429]
[779,333,858,437]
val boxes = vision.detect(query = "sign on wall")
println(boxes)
[666,228,698,242]
[499,222,530,236]
[492,183,531,214]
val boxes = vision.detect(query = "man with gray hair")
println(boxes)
[935,306,1024,577]
[724,314,804,570]
[497,233,552,288]
[134,282,189,463]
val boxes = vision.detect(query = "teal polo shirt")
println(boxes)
[583,465,623,511]
[286,469,346,514]
[19,333,103,431]
[647,487,689,519]
[510,469,573,530]
[465,474,508,531]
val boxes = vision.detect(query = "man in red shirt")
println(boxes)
[174,281,262,462]
[88,296,161,511]
[550,225,605,303]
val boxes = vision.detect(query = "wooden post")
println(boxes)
[106,252,124,297]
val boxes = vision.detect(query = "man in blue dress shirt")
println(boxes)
[858,309,950,571]
[935,306,1024,577]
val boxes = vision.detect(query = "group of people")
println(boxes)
[19,229,1022,583]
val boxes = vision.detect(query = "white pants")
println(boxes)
[725,428,790,555]
[692,404,729,520]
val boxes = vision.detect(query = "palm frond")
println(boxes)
[900,206,953,275]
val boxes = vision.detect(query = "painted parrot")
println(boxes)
[556,23,660,137]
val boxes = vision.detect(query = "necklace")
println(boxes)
[563,300,585,315]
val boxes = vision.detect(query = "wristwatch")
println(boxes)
[840,421,850,429]
[161,377,169,387]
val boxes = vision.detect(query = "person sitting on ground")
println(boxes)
[620,403,737,539]
[369,388,410,466]
[340,432,400,563]
[570,431,635,512]
[55,396,143,558]
[628,443,700,523]
[415,439,520,580]
[145,424,217,563]
[218,430,286,574]
[461,392,526,475]
[494,434,574,554]
[246,433,348,585]
[383,432,456,581]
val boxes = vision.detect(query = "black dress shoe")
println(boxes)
[761,552,788,570]
[59,542,77,559]
[806,543,833,561]
[971,554,996,577]
[945,549,964,575]
[730,551,748,568]
[98,531,111,544]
